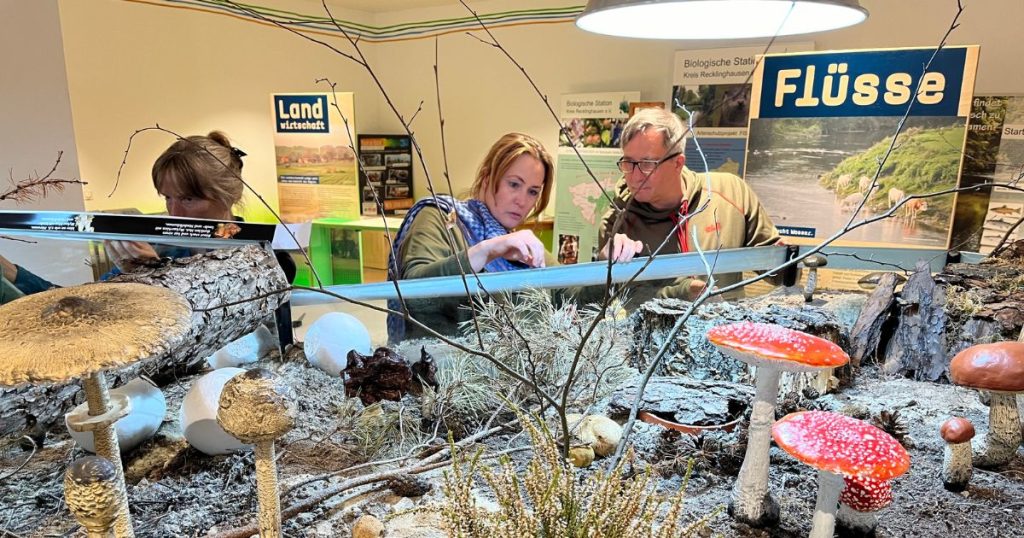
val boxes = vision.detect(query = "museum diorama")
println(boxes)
[3,0,1024,537]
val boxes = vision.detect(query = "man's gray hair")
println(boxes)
[620,107,688,154]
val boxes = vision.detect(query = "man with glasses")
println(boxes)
[598,107,779,301]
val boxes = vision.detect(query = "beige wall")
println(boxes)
[14,0,1024,224]
[0,0,90,285]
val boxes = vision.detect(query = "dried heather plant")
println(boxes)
[440,416,715,538]
[462,289,634,411]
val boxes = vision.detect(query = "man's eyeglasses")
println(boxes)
[616,152,681,175]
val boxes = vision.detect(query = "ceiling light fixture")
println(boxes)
[576,0,868,40]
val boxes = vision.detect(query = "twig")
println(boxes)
[0,151,84,204]
[0,436,37,481]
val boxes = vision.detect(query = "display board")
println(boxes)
[272,92,359,223]
[671,43,813,175]
[950,95,1024,253]
[552,91,639,264]
[357,134,414,216]
[744,46,979,249]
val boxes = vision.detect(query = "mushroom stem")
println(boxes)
[836,502,878,536]
[82,373,135,538]
[730,367,781,526]
[254,441,283,537]
[803,267,818,302]
[976,391,1021,468]
[942,441,973,491]
[809,469,845,538]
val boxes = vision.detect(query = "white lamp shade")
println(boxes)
[576,0,868,39]
[303,312,372,377]
[180,368,250,455]
[65,378,166,454]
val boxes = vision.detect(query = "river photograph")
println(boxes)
[743,116,966,247]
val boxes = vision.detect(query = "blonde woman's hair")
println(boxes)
[470,132,554,221]
[152,131,245,213]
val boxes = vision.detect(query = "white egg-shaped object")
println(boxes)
[180,367,250,455]
[303,312,372,377]
[206,325,277,370]
[65,377,166,453]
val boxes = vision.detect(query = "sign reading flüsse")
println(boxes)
[754,47,977,118]
[274,94,330,133]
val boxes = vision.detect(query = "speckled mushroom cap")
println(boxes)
[0,283,192,386]
[949,342,1024,393]
[839,475,893,512]
[64,456,121,528]
[706,322,850,373]
[940,417,976,443]
[217,368,297,443]
[772,411,910,481]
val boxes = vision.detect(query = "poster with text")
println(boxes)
[744,46,979,249]
[358,134,413,216]
[554,91,639,264]
[272,92,359,222]
[950,95,1024,253]
[671,43,813,175]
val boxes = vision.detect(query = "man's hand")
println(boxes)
[103,240,159,272]
[599,233,644,262]
[470,230,547,271]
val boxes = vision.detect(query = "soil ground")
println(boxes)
[2,353,1024,537]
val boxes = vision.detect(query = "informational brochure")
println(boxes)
[357,134,414,216]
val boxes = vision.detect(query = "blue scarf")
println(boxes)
[386,194,525,342]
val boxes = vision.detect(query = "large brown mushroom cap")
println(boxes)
[707,322,850,372]
[0,283,192,386]
[950,342,1024,393]
[217,368,297,443]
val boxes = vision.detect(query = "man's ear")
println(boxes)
[675,153,686,170]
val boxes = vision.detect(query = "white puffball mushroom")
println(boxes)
[180,368,250,455]
[65,377,166,453]
[303,312,372,377]
[576,415,623,458]
[206,325,277,370]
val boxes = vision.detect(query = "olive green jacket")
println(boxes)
[396,204,557,339]
[600,167,780,302]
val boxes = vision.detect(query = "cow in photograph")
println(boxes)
[840,192,868,213]
[903,198,928,225]
[836,174,854,192]
[858,175,874,193]
[888,187,905,208]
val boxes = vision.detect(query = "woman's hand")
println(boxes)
[598,233,644,262]
[103,240,159,272]
[469,230,547,271]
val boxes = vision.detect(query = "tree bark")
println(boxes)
[0,245,289,437]
[883,261,948,381]
[848,272,899,368]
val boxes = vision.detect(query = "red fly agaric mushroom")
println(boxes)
[772,411,910,538]
[949,342,1024,468]
[0,283,192,538]
[939,417,975,491]
[707,322,849,526]
[217,368,297,538]
[836,475,895,536]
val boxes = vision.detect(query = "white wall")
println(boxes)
[10,0,1024,225]
[0,0,91,286]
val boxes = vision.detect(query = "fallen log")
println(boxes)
[0,245,289,437]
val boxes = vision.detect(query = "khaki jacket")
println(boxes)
[600,167,780,302]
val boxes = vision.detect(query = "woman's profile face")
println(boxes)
[482,154,546,230]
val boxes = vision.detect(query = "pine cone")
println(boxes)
[387,474,433,497]
[871,410,911,446]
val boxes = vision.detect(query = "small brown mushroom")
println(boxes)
[949,342,1024,468]
[940,417,975,491]
[0,283,193,538]
[802,254,828,302]
[857,271,907,290]
[217,368,297,538]
[64,456,121,538]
